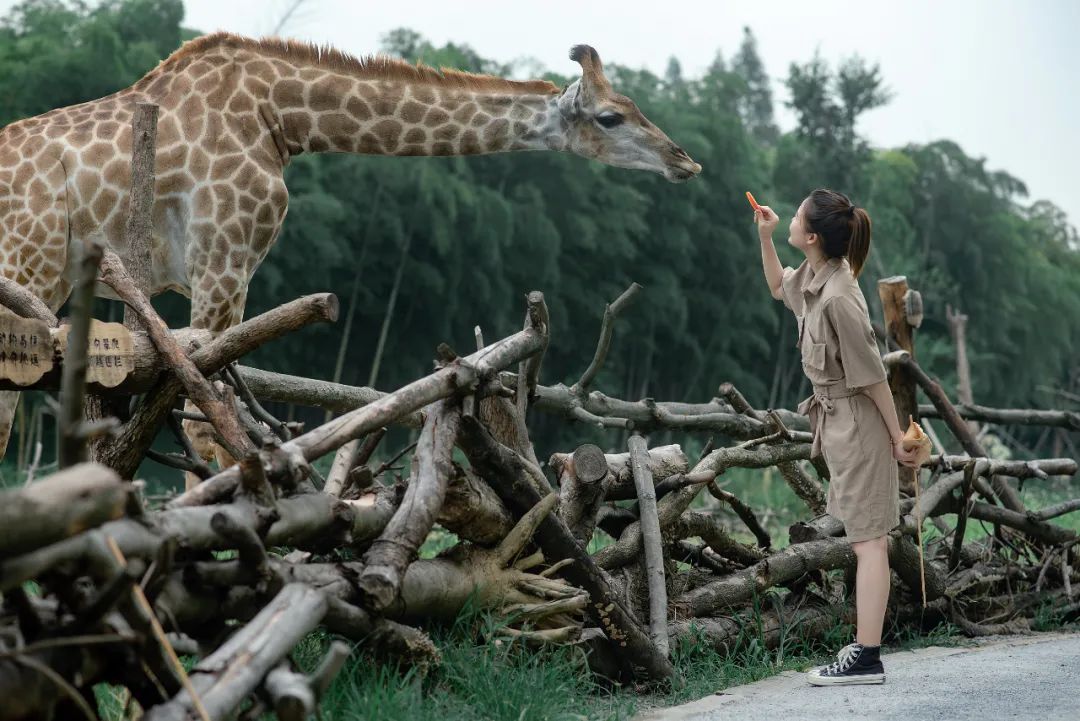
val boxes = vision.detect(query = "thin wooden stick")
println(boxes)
[572,282,641,395]
[57,235,104,467]
[910,414,927,607]
[104,535,211,721]
[10,655,97,721]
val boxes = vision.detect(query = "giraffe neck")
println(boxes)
[266,67,568,160]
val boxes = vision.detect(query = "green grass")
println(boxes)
[109,596,1066,721]
[85,577,1080,721]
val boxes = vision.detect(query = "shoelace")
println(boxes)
[822,643,861,675]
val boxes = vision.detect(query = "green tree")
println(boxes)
[776,53,891,196]
[731,27,778,146]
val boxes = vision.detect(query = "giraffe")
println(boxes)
[0,32,701,475]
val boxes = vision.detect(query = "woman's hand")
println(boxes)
[755,205,780,243]
[891,437,922,469]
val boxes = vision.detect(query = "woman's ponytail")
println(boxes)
[847,207,871,279]
[804,188,873,279]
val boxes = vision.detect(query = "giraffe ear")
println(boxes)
[569,44,612,100]
[557,80,583,119]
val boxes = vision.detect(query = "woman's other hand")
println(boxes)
[891,439,922,469]
[755,205,780,242]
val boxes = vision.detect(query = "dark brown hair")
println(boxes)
[803,188,872,279]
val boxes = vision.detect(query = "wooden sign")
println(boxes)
[0,310,53,385]
[57,320,134,387]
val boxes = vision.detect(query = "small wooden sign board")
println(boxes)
[0,309,54,385]
[57,320,134,388]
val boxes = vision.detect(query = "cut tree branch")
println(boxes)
[628,433,668,657]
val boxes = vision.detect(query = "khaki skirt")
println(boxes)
[816,390,901,543]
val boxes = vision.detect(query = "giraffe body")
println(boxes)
[0,33,701,464]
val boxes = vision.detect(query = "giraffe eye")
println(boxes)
[595,112,624,129]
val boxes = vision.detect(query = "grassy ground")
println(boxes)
[92,600,1078,720]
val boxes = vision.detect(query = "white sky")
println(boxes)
[5,0,1078,227]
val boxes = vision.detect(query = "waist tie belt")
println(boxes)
[797,381,865,459]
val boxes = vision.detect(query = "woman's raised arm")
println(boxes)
[756,206,784,299]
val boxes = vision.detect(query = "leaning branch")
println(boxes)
[99,250,253,460]
[356,397,462,611]
[98,293,339,478]
[167,318,546,509]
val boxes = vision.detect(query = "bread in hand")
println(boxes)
[901,414,933,467]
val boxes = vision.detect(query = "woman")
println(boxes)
[755,188,922,686]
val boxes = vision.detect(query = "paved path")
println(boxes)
[637,631,1080,721]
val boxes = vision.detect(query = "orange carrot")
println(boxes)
[746,191,761,212]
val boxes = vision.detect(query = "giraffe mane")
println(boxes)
[156,32,562,96]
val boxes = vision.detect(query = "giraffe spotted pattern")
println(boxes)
[0,33,701,469]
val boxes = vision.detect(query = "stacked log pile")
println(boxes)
[1,264,1078,719]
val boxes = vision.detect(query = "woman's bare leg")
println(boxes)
[851,535,889,645]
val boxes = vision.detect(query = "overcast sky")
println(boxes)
[6,0,1078,227]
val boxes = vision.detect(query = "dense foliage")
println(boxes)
[2,0,1077,465]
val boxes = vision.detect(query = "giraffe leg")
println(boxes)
[183,396,218,490]
[182,235,256,487]
[180,177,286,488]
[0,154,70,464]
[181,383,240,490]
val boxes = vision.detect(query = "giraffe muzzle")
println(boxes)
[665,159,702,182]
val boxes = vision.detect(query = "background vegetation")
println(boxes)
[2,0,1078,487]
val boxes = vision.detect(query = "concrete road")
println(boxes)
[637,631,1080,721]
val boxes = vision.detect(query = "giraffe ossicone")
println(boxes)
[0,32,701,471]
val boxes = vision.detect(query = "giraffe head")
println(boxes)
[558,45,702,182]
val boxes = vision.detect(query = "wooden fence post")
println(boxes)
[946,303,979,435]
[89,102,158,464]
[878,276,922,497]
[122,102,159,331]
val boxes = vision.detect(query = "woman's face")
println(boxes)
[788,197,816,253]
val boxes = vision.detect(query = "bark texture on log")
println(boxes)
[357,397,462,612]
[555,444,613,544]
[918,402,1080,431]
[168,322,545,508]
[628,433,669,657]
[0,275,58,326]
[100,249,254,460]
[119,102,158,332]
[143,584,329,721]
[97,293,340,478]
[457,413,675,682]
[0,463,127,558]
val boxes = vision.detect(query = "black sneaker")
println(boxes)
[807,642,885,685]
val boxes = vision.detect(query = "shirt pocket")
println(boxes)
[800,318,827,371]
[801,339,826,371]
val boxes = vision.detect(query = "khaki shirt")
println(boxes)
[779,256,887,392]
